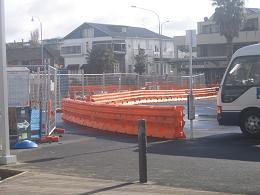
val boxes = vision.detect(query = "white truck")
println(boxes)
[217,43,260,138]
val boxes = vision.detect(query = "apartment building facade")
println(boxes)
[61,22,174,74]
[173,8,260,84]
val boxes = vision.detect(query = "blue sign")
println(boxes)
[257,88,260,99]
[30,109,41,139]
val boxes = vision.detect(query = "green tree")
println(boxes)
[29,29,40,47]
[134,49,147,75]
[86,46,117,74]
[212,0,246,57]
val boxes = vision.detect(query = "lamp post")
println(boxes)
[161,20,169,35]
[0,0,17,164]
[161,20,173,74]
[131,6,163,75]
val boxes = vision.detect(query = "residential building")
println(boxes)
[6,46,64,72]
[172,8,260,84]
[61,22,174,74]
[197,8,260,57]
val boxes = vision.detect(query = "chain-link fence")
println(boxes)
[7,67,207,142]
[56,72,207,107]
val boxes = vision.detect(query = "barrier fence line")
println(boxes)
[88,87,218,105]
[61,87,218,139]
[62,99,185,139]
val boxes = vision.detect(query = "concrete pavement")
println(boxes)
[0,169,234,195]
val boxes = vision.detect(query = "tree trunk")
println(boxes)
[226,36,233,59]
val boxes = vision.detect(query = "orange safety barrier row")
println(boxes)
[69,85,137,96]
[62,99,185,139]
[89,87,218,105]
[68,84,220,97]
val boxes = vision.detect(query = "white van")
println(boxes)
[217,43,260,138]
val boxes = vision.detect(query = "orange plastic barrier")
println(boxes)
[62,87,218,139]
[69,85,137,96]
[90,87,218,105]
[62,99,185,139]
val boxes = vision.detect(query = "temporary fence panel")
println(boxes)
[46,66,57,135]
[56,73,207,106]
[7,67,30,107]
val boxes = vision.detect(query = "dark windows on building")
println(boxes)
[61,46,81,55]
[201,24,220,34]
[242,18,259,31]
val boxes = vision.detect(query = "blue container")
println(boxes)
[14,140,38,149]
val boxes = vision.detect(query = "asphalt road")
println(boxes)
[11,98,260,194]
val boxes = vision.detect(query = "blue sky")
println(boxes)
[4,0,260,42]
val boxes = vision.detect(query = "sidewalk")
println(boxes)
[0,170,233,195]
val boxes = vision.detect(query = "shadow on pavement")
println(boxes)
[79,182,134,195]
[23,145,138,164]
[146,133,260,162]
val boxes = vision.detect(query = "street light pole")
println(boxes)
[131,6,163,75]
[0,0,16,164]
[160,20,170,74]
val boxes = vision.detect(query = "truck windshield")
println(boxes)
[221,55,260,103]
[224,56,260,87]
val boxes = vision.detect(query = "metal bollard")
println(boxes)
[138,119,147,183]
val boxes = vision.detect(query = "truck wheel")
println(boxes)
[240,110,260,138]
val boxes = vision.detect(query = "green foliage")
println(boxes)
[212,0,246,57]
[86,46,118,74]
[29,29,40,47]
[134,49,147,75]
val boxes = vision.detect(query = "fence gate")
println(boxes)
[46,66,57,135]
[30,66,57,138]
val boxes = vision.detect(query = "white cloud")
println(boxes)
[4,0,260,42]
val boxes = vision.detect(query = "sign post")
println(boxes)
[0,0,16,164]
[186,30,196,139]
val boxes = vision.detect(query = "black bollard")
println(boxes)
[138,119,147,183]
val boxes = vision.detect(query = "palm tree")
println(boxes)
[212,0,246,57]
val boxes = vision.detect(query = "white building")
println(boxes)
[61,22,174,74]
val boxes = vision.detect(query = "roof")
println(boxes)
[246,8,260,15]
[6,47,60,62]
[7,67,30,72]
[64,22,172,40]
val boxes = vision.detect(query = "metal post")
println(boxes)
[58,72,61,108]
[82,70,85,99]
[188,32,194,140]
[0,0,16,164]
[102,73,105,93]
[138,119,147,183]
[119,74,122,92]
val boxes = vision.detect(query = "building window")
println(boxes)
[202,24,219,34]
[155,45,159,52]
[113,43,126,52]
[82,28,94,38]
[242,18,259,31]
[61,46,82,55]
[128,65,133,73]
[86,42,90,53]
[122,27,127,32]
[114,63,119,73]
[200,45,208,57]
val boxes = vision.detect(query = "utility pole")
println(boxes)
[0,0,17,164]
